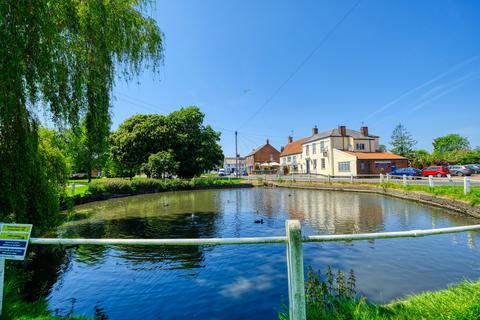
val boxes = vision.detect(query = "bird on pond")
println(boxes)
[254,219,264,224]
[163,203,169,207]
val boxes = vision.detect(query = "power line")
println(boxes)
[238,0,362,129]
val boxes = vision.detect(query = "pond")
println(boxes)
[37,187,480,319]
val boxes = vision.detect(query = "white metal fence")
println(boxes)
[28,221,480,320]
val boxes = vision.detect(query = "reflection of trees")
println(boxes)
[21,246,73,301]
[61,211,219,270]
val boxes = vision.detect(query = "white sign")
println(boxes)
[0,223,32,261]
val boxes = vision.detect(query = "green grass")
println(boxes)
[382,182,480,206]
[280,280,480,320]
[66,183,89,196]
[2,266,89,320]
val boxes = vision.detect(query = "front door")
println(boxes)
[305,160,310,174]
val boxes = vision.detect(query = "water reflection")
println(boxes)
[30,188,480,320]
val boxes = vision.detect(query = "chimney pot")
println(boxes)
[361,126,369,136]
[339,125,346,136]
[288,136,293,143]
[312,125,318,135]
[266,138,269,144]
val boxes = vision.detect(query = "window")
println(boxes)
[292,155,296,163]
[356,143,365,150]
[282,158,286,164]
[360,162,366,171]
[320,141,325,152]
[312,143,316,154]
[313,159,317,169]
[321,158,325,169]
[306,145,309,156]
[287,156,291,163]
[338,162,350,172]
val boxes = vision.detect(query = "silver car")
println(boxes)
[447,165,473,176]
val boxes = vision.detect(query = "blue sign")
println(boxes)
[0,224,32,261]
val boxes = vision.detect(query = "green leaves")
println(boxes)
[109,107,224,178]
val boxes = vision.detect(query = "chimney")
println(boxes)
[361,126,369,136]
[281,146,285,152]
[339,125,346,136]
[266,138,269,144]
[312,125,318,135]
[288,136,293,144]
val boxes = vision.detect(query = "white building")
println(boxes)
[280,136,307,174]
[301,126,407,177]
[223,156,246,174]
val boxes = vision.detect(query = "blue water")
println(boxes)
[44,188,480,319]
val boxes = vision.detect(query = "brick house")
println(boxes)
[245,139,280,174]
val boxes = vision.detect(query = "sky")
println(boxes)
[111,0,480,157]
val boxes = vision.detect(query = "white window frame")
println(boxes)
[338,162,350,172]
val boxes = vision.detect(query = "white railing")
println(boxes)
[28,221,480,320]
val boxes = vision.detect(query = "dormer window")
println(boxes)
[356,143,365,151]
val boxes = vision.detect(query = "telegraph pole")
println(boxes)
[235,131,239,177]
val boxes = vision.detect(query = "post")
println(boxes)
[464,176,471,195]
[403,174,408,186]
[308,173,311,183]
[235,131,239,178]
[0,259,4,316]
[429,175,434,188]
[327,174,331,183]
[350,174,354,184]
[71,182,75,195]
[285,220,306,320]
[447,174,453,183]
[386,174,391,182]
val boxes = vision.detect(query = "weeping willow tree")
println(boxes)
[0,0,163,231]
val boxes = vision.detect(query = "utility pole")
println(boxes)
[235,131,239,177]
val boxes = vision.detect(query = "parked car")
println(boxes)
[390,167,422,179]
[218,168,226,176]
[70,172,87,179]
[422,166,449,177]
[447,165,473,176]
[465,164,480,174]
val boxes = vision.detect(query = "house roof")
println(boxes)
[280,138,307,157]
[344,151,407,160]
[246,143,268,157]
[303,128,379,143]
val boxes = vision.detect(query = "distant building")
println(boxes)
[223,156,246,174]
[300,125,407,176]
[245,139,281,174]
[280,136,307,174]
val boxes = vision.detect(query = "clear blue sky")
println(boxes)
[112,0,480,156]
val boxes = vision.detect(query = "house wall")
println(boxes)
[302,137,332,175]
[332,149,357,176]
[357,159,408,175]
[246,144,281,174]
[280,153,304,173]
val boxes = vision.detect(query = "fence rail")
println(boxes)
[26,222,480,320]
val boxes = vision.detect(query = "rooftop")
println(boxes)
[280,138,307,157]
[304,127,379,143]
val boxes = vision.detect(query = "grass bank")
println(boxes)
[381,182,480,206]
[294,280,480,320]
[2,265,88,320]
[63,177,248,207]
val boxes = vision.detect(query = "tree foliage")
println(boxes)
[144,151,179,179]
[433,134,470,154]
[0,0,163,230]
[110,107,224,178]
[390,123,417,157]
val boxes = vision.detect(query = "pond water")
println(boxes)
[39,187,480,319]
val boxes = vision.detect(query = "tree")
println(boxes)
[110,107,224,178]
[411,149,433,168]
[145,151,179,179]
[0,1,163,230]
[433,134,470,154]
[378,144,387,152]
[390,124,417,157]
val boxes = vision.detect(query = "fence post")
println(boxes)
[386,174,391,182]
[308,173,311,183]
[447,174,453,184]
[285,220,306,320]
[71,183,75,195]
[379,173,384,183]
[464,177,471,195]
[0,259,4,316]
[428,175,434,188]
[403,174,408,186]
[350,174,354,184]
[327,174,331,183]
